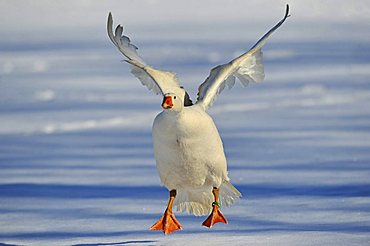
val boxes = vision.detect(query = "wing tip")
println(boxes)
[107,12,113,28]
[107,12,115,43]
[285,4,291,19]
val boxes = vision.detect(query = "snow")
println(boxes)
[1,1,370,245]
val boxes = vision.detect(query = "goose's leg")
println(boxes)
[150,189,182,234]
[202,187,228,228]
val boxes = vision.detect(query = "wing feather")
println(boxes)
[196,5,290,111]
[130,65,162,95]
[107,13,180,95]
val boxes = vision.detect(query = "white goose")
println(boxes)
[107,5,290,234]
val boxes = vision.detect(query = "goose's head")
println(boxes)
[161,87,193,113]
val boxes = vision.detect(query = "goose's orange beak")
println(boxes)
[162,96,173,109]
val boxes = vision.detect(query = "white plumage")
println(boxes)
[107,6,290,218]
[152,96,241,215]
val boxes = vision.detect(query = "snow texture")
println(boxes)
[1,1,370,245]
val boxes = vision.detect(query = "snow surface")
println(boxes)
[1,1,370,245]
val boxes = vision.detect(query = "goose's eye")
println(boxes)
[174,96,177,99]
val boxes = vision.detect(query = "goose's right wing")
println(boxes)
[107,13,180,96]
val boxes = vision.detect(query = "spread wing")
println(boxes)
[107,13,180,96]
[196,4,290,111]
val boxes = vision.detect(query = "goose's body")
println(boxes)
[107,5,290,234]
[153,104,226,191]
[153,103,240,215]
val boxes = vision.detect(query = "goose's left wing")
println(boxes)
[196,5,290,111]
[107,13,180,96]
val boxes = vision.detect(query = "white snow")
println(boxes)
[1,1,370,246]
[34,90,56,102]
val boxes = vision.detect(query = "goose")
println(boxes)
[107,5,290,235]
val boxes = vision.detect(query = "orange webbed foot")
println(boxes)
[202,203,228,228]
[150,209,182,235]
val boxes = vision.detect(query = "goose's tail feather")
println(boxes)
[174,181,242,216]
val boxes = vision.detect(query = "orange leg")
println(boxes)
[150,189,182,235]
[202,187,228,228]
